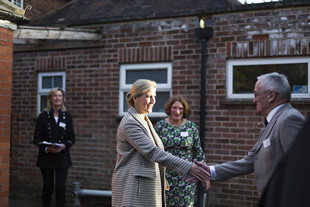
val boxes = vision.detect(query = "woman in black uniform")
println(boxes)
[33,87,75,207]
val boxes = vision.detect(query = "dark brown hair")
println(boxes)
[164,95,191,119]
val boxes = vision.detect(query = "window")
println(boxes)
[227,57,310,99]
[10,0,23,8]
[37,72,66,114]
[119,63,172,117]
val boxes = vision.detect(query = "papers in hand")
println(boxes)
[39,141,63,147]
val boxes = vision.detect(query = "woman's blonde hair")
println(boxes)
[45,87,66,112]
[126,79,157,107]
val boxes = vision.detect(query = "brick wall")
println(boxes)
[205,6,310,206]
[0,27,13,207]
[10,5,310,207]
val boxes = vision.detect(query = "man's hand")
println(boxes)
[189,160,210,182]
[194,160,210,174]
[185,160,212,190]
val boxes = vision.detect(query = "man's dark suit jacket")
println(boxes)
[259,116,310,207]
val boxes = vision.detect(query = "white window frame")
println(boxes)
[10,0,23,8]
[226,57,310,99]
[37,72,66,114]
[119,63,172,117]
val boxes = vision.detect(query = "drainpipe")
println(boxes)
[72,182,112,206]
[194,20,213,207]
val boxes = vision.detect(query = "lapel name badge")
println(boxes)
[263,138,271,148]
[181,132,188,137]
[59,122,66,128]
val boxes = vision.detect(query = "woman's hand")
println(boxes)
[186,160,211,190]
[189,160,210,182]
[47,144,65,153]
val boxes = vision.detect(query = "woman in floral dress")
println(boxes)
[154,95,206,207]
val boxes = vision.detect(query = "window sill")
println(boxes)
[221,99,310,105]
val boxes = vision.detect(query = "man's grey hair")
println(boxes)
[257,72,291,101]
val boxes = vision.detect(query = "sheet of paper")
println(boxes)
[39,141,63,147]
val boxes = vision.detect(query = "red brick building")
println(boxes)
[0,24,13,207]
[0,1,29,207]
[10,0,310,206]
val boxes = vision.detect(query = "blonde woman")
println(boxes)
[33,88,75,207]
[112,79,210,207]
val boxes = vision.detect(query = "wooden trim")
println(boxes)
[14,26,101,40]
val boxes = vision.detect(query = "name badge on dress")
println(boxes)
[181,131,188,137]
[59,122,66,128]
[263,138,271,148]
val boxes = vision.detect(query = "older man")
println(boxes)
[195,72,305,195]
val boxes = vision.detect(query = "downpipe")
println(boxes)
[72,182,112,206]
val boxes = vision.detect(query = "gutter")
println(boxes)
[0,9,30,25]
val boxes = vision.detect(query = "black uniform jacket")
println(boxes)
[33,109,75,169]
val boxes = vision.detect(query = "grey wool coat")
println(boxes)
[214,103,305,195]
[112,107,192,207]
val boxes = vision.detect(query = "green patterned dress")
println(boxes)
[154,119,206,207]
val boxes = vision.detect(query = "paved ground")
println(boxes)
[9,198,41,207]
[9,197,111,207]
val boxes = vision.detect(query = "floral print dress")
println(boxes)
[154,119,206,207]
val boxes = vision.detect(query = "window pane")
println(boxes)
[233,63,308,94]
[152,92,170,113]
[123,92,128,112]
[126,69,167,84]
[40,95,47,112]
[12,0,22,7]
[54,76,63,88]
[42,77,53,89]
[123,91,170,113]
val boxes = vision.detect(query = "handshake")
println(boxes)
[186,160,211,190]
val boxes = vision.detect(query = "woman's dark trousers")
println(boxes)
[40,168,68,207]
